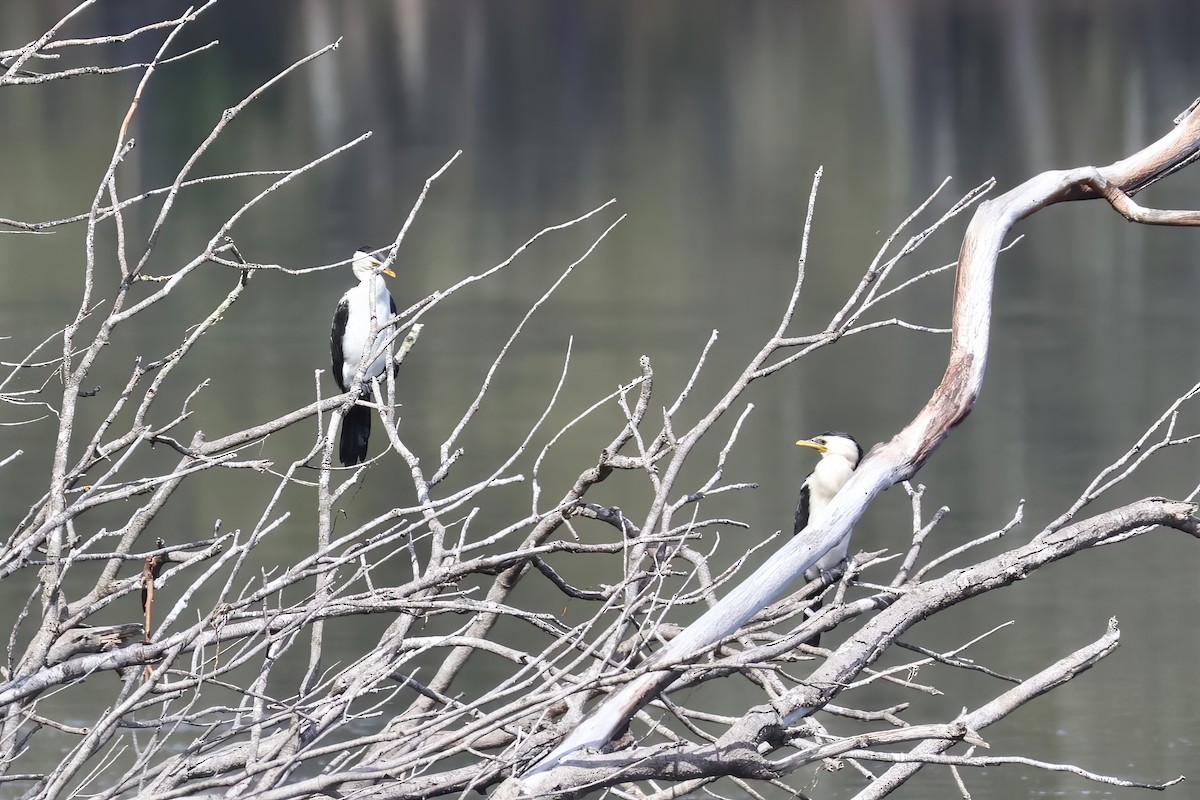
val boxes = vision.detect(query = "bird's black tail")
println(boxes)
[339,402,372,466]
[805,594,824,648]
[802,568,829,647]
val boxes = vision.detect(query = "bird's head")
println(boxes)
[352,246,396,280]
[795,432,863,469]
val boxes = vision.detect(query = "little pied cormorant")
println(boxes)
[793,432,862,645]
[794,432,863,581]
[330,247,397,466]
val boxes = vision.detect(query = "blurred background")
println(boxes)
[2,1,1200,796]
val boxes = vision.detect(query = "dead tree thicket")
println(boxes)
[3,6,1200,800]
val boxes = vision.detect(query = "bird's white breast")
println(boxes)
[805,456,857,576]
[808,457,855,508]
[339,279,394,390]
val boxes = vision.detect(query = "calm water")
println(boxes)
[2,1,1200,797]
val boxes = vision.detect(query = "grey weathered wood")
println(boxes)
[45,623,143,666]
[511,97,1200,793]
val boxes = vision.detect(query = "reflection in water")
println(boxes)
[2,2,1200,796]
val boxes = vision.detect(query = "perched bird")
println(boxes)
[330,247,397,466]
[794,431,863,585]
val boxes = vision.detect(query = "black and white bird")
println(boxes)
[793,432,863,644]
[793,432,863,583]
[330,247,397,466]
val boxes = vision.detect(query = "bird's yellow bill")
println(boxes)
[365,254,396,277]
[795,439,828,453]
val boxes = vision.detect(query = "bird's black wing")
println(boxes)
[330,297,350,392]
[793,481,811,536]
[794,478,825,643]
[389,294,397,319]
